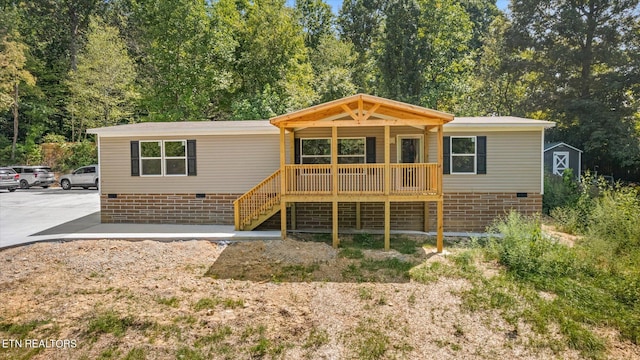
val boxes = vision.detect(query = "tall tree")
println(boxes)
[295,0,334,50]
[338,0,385,93]
[134,0,236,121]
[0,30,36,160]
[66,17,138,141]
[377,0,473,109]
[509,0,640,179]
[310,35,357,103]
[461,15,527,116]
[229,0,316,119]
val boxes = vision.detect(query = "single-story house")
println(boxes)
[88,94,555,251]
[544,142,582,178]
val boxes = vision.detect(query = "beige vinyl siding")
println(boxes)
[428,131,542,193]
[295,126,424,163]
[100,134,283,194]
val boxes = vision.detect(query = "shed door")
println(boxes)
[553,151,569,176]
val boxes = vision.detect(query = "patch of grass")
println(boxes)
[463,209,640,358]
[173,315,196,325]
[222,298,244,309]
[193,297,219,311]
[195,325,232,347]
[349,318,390,360]
[87,310,149,338]
[98,346,121,359]
[351,233,384,250]
[303,327,329,349]
[0,319,50,336]
[390,236,417,254]
[123,347,146,360]
[155,296,180,307]
[277,263,320,281]
[176,346,204,360]
[339,247,364,259]
[358,287,373,300]
[311,233,332,244]
[360,257,413,277]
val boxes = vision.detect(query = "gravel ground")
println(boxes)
[0,239,635,359]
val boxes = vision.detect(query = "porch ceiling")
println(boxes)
[269,94,454,130]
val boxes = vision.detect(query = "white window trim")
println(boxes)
[450,136,477,174]
[139,140,188,177]
[396,135,424,163]
[140,140,163,177]
[338,137,366,163]
[164,140,188,176]
[300,138,331,164]
[299,137,368,164]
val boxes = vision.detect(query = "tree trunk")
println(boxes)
[11,83,18,161]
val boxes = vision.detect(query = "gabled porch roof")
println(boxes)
[270,93,454,129]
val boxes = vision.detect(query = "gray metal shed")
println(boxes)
[544,142,582,178]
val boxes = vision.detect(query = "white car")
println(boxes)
[59,165,99,190]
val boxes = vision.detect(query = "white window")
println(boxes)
[338,138,365,164]
[301,138,331,164]
[140,140,187,176]
[451,136,476,174]
[300,138,366,164]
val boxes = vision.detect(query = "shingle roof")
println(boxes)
[88,116,555,137]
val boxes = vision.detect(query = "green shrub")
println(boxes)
[60,141,97,171]
[543,169,579,214]
[486,212,580,280]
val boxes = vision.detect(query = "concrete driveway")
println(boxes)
[0,188,100,248]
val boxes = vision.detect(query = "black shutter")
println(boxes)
[294,138,301,164]
[187,140,197,176]
[130,141,139,176]
[443,136,450,175]
[366,137,376,163]
[477,136,487,174]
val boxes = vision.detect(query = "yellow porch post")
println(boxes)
[384,125,390,251]
[424,127,430,232]
[289,131,296,230]
[331,126,339,248]
[280,127,287,240]
[437,124,444,253]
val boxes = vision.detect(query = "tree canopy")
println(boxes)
[0,0,639,180]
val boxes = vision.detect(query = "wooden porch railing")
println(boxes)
[390,163,438,195]
[234,163,439,230]
[234,169,281,230]
[283,163,438,195]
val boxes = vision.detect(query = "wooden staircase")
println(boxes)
[234,169,281,230]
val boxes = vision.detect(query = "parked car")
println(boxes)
[59,165,99,190]
[11,165,56,189]
[0,167,20,192]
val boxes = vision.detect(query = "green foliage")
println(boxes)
[480,204,640,351]
[509,0,640,180]
[543,169,579,214]
[60,141,97,172]
[87,311,146,338]
[378,0,474,110]
[66,16,138,140]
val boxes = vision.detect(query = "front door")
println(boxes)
[397,136,423,188]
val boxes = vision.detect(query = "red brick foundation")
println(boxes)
[100,192,542,232]
[260,192,542,232]
[100,193,241,224]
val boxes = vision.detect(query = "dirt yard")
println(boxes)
[0,237,635,359]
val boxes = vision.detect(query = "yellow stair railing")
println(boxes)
[234,169,281,230]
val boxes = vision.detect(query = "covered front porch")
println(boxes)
[234,94,453,252]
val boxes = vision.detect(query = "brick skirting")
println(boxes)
[260,192,542,232]
[100,193,241,224]
[100,192,542,232]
